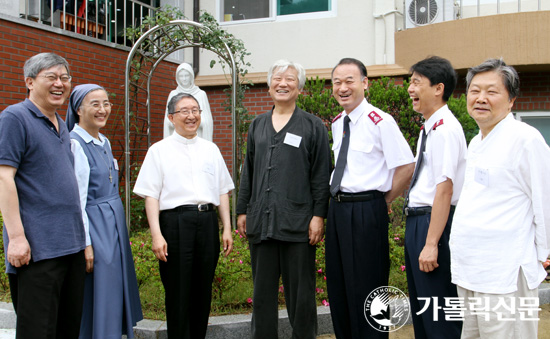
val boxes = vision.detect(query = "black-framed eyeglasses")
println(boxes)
[169,109,202,116]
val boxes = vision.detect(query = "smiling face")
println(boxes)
[332,64,368,113]
[268,67,300,105]
[168,96,201,139]
[25,65,71,116]
[408,71,444,119]
[77,89,111,138]
[467,70,515,137]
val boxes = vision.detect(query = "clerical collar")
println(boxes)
[173,132,198,145]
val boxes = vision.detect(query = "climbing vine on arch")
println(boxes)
[125,6,253,187]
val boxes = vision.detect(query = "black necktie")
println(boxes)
[404,127,427,208]
[330,115,350,196]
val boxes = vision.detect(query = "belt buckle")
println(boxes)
[404,207,410,216]
[335,194,341,202]
[198,204,208,212]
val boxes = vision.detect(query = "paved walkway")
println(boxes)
[0,329,12,339]
[319,303,550,339]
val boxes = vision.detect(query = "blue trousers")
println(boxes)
[405,210,462,339]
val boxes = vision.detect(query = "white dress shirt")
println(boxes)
[133,133,234,211]
[331,99,414,193]
[408,105,467,207]
[450,114,550,293]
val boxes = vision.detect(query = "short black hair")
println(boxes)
[332,58,368,79]
[410,56,457,102]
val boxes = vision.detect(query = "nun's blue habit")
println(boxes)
[67,84,143,339]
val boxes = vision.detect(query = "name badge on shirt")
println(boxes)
[203,163,214,175]
[474,167,489,186]
[113,158,119,171]
[284,132,302,148]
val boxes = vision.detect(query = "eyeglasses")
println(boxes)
[169,109,202,116]
[40,74,72,83]
[82,102,113,110]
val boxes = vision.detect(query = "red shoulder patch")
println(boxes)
[332,112,343,123]
[432,119,444,130]
[368,111,383,125]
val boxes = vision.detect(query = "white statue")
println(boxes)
[164,63,214,141]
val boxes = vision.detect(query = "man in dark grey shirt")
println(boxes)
[237,60,331,339]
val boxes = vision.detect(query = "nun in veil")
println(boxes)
[66,84,143,339]
[163,63,214,141]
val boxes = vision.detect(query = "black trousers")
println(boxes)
[326,196,389,339]
[405,210,462,339]
[8,250,86,339]
[158,208,220,339]
[249,240,317,339]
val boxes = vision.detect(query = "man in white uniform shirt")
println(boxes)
[404,56,466,339]
[134,93,234,338]
[326,58,414,338]
[450,58,550,338]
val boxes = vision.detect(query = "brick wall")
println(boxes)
[0,18,234,178]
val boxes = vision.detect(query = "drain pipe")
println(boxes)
[373,10,403,64]
[193,0,200,75]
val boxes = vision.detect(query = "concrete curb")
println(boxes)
[1,283,548,338]
[133,305,334,339]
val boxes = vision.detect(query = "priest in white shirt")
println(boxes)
[134,92,234,339]
[450,58,550,339]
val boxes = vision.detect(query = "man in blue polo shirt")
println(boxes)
[0,53,86,338]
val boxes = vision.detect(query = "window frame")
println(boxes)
[218,0,337,26]
[515,111,550,145]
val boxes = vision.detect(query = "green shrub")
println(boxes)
[211,229,253,314]
[388,197,408,294]
[0,214,9,301]
[448,94,479,144]
[212,229,331,314]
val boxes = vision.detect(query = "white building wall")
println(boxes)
[192,0,401,77]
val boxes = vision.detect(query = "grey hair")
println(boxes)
[24,53,70,78]
[267,60,306,90]
[167,93,200,114]
[466,58,520,100]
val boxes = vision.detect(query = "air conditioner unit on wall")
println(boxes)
[405,0,456,29]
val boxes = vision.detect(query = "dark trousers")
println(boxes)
[249,240,317,339]
[8,250,86,339]
[326,197,389,339]
[158,208,220,339]
[405,210,462,339]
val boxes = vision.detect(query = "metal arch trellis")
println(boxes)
[124,19,238,229]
